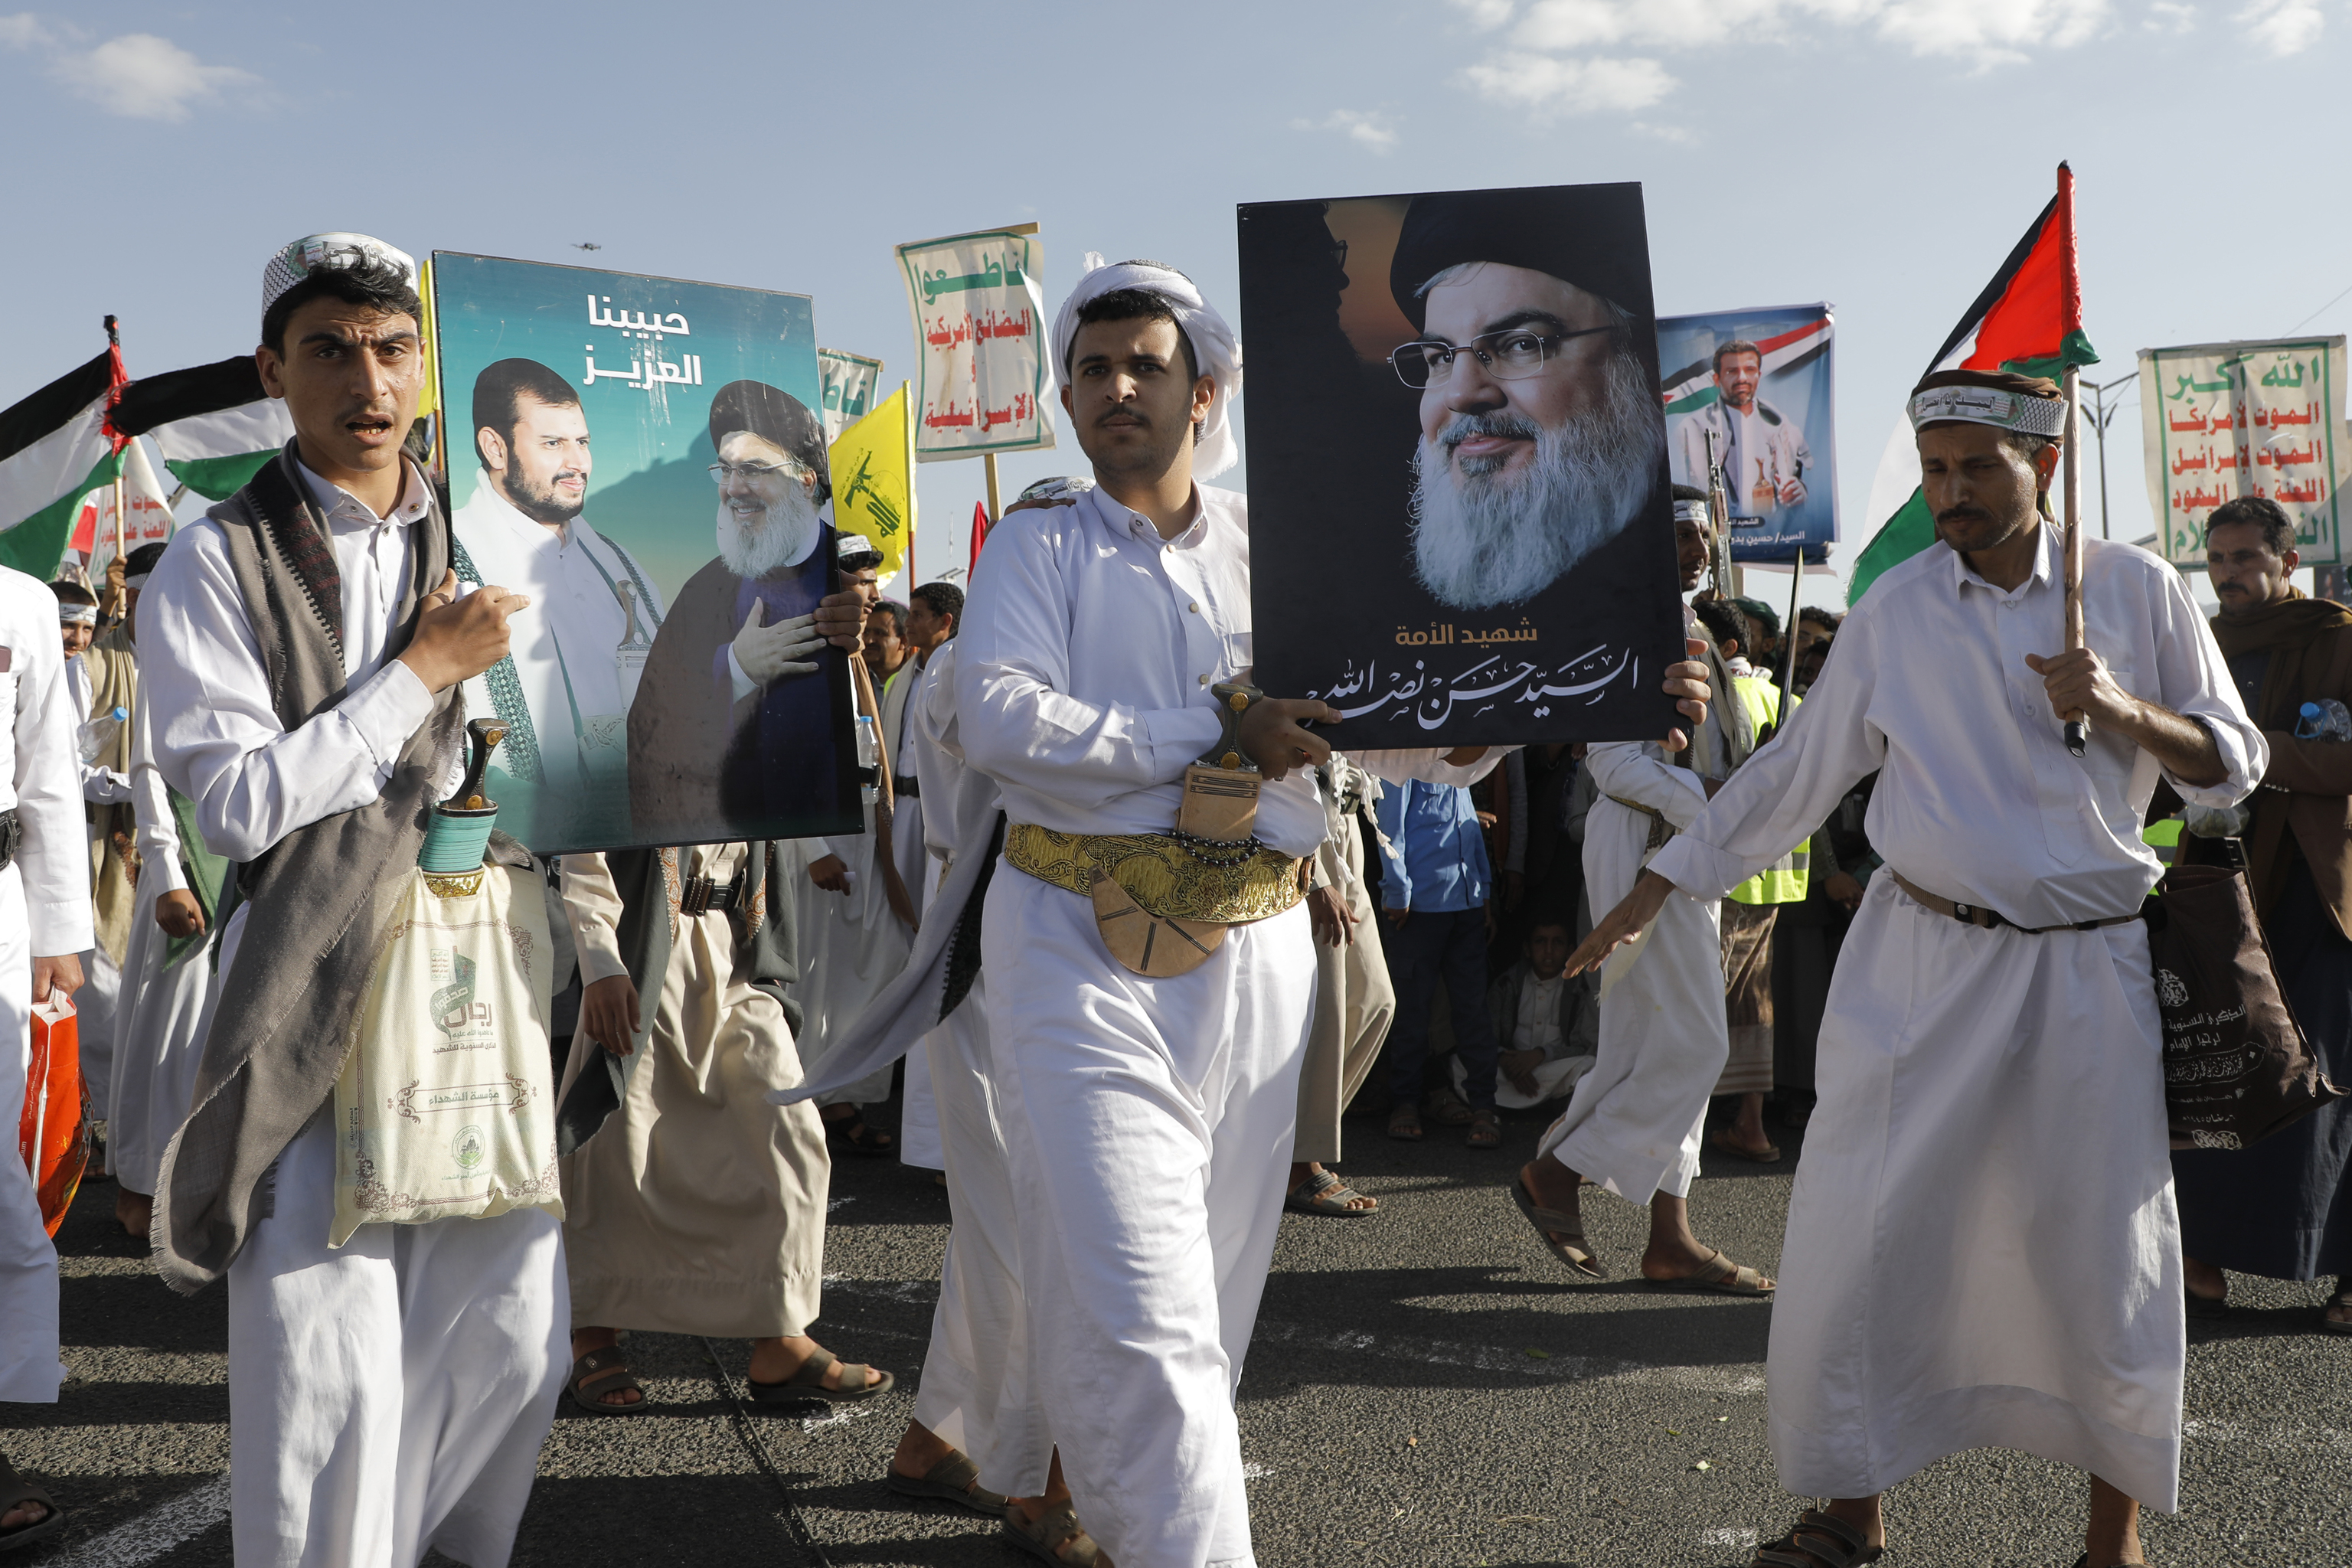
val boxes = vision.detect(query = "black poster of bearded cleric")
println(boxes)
[1239,184,1687,746]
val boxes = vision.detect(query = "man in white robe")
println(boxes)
[104,544,220,1240]
[884,581,962,1171]
[0,564,98,1551]
[55,583,131,1127]
[1571,368,2265,1568]
[956,259,1711,1568]
[452,356,665,850]
[1514,491,1774,1292]
[144,234,561,1568]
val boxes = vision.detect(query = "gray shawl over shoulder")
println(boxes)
[152,443,462,1294]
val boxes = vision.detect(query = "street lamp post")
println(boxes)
[2079,371,2138,541]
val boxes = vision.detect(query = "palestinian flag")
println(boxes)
[112,356,292,501]
[0,345,128,577]
[1847,164,2099,605]
[1661,313,1833,415]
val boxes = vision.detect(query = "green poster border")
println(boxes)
[895,227,1054,460]
[2150,336,2344,567]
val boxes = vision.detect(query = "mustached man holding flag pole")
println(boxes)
[1567,168,2267,1568]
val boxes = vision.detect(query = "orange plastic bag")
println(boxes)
[16,995,86,1237]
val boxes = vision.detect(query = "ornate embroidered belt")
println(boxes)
[1004,822,1306,925]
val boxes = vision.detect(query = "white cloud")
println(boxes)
[0,12,56,47]
[3,21,256,120]
[1486,0,2113,64]
[2147,2,2197,31]
[2238,0,2324,52]
[1451,0,1517,28]
[1295,108,1401,152]
[1457,53,1677,116]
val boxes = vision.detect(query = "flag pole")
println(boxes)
[1777,546,1803,725]
[983,452,1002,524]
[2056,162,2088,757]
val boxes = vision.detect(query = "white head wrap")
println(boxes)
[57,603,97,626]
[262,232,419,315]
[1050,253,1243,481]
[1907,382,2066,438]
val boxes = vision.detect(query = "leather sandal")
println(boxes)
[0,1455,65,1553]
[1752,1508,1883,1567]
[1003,1500,1101,1565]
[1284,1168,1377,1216]
[1465,1109,1503,1148]
[1423,1086,1475,1126]
[1386,1102,1424,1142]
[885,1447,1007,1516]
[1510,1171,1602,1279]
[568,1347,647,1416]
[1648,1248,1774,1296]
[2320,1279,2350,1334]
[823,1107,896,1158]
[747,1346,896,1406]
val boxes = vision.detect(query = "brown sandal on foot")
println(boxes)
[1465,1109,1502,1148]
[1648,1248,1774,1296]
[1509,1173,1602,1279]
[1003,1501,1101,1565]
[885,1447,1008,1517]
[747,1347,896,1406]
[1387,1102,1424,1142]
[568,1348,647,1416]
[1753,1508,1882,1567]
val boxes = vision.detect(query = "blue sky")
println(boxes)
[2,0,2342,612]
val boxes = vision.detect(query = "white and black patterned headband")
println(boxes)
[1908,384,2066,437]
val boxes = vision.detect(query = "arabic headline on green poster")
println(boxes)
[2141,337,2346,566]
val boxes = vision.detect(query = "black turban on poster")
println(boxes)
[709,380,831,503]
[1388,183,1655,333]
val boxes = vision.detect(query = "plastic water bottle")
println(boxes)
[2294,699,2352,743]
[77,704,127,763]
[855,714,880,807]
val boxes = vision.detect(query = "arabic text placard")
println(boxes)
[2141,337,2345,565]
[895,227,1054,462]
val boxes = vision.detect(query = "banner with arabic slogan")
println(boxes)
[2141,337,2346,566]
[818,348,885,446]
[894,227,1054,462]
[430,253,860,856]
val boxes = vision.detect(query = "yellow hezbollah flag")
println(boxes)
[829,382,914,587]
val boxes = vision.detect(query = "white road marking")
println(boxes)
[827,1196,857,1213]
[1704,1526,1761,1550]
[47,1474,231,1567]
[1250,1317,1766,1396]
[1241,1462,1270,1481]
[2182,1417,2352,1455]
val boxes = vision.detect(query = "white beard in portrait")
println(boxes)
[716,479,822,580]
[1406,345,1666,611]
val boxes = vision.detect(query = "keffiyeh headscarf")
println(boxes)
[1050,254,1243,480]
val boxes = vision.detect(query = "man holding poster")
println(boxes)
[937,254,1713,1568]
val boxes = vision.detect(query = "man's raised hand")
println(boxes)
[1658,638,1713,752]
[814,590,866,652]
[1236,697,1341,782]
[399,570,529,693]
[734,601,826,685]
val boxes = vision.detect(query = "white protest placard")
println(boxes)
[2141,337,2346,565]
[817,348,885,446]
[895,226,1054,462]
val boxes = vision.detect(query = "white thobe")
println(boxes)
[883,654,942,1168]
[1537,726,1729,1203]
[786,799,914,1108]
[958,483,1495,1568]
[141,459,567,1567]
[1648,528,2265,1511]
[64,651,129,1116]
[0,570,97,1406]
[104,688,218,1197]
[452,480,665,844]
[899,639,1047,1485]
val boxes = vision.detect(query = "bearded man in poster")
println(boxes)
[1389,190,1669,612]
[629,381,851,841]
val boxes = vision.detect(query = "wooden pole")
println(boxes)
[983,451,1003,523]
[1777,546,1804,722]
[2063,364,2088,756]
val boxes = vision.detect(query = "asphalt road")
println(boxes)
[9,1098,2347,1567]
